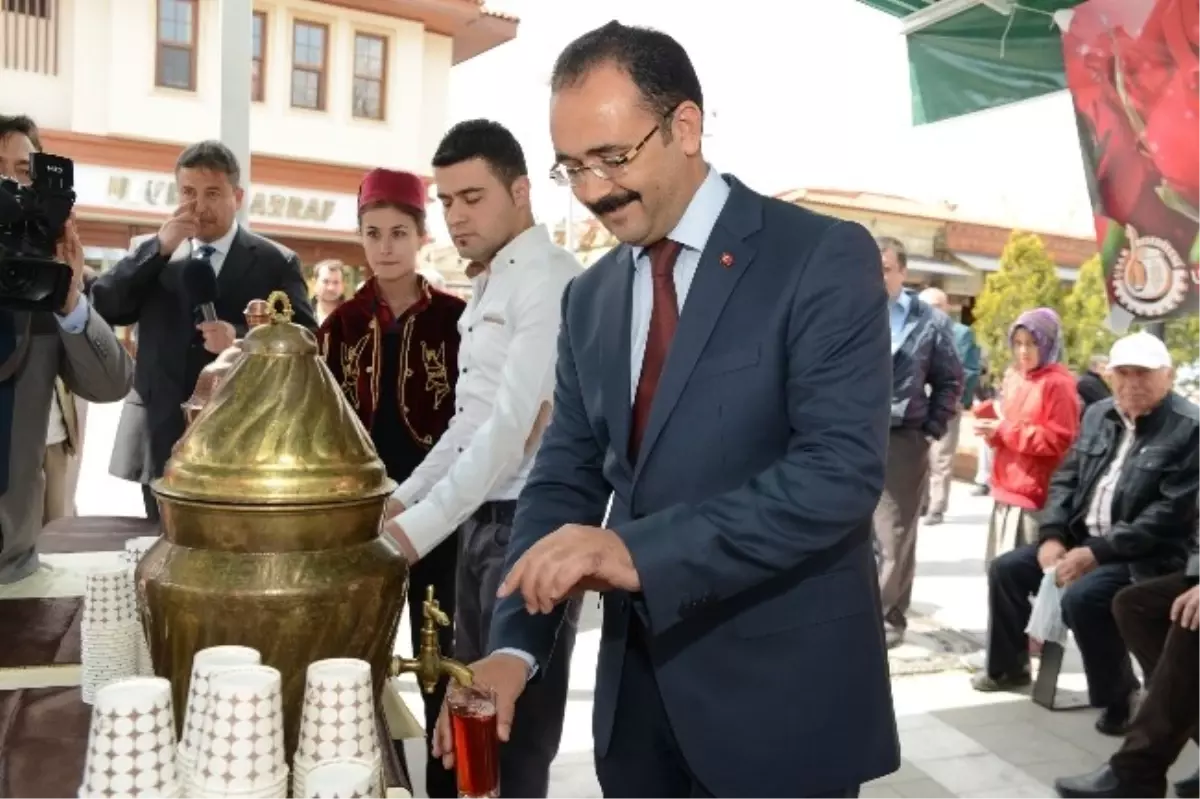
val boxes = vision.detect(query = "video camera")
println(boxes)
[0,151,77,311]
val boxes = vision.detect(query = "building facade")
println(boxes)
[1,0,516,272]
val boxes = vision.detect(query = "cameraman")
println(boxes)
[0,114,134,584]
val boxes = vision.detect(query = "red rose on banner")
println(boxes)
[1120,30,1173,121]
[1087,87,1157,224]
[1143,65,1199,207]
[1062,0,1200,323]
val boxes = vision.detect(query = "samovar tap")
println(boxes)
[391,585,474,693]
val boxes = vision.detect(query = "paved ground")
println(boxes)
[75,403,1198,797]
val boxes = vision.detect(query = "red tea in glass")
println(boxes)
[448,682,499,798]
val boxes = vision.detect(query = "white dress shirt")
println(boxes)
[393,224,583,558]
[1084,410,1137,538]
[628,167,731,398]
[190,222,239,276]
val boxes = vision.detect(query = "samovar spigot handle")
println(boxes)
[390,585,474,693]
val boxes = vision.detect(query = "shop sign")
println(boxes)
[73,165,358,231]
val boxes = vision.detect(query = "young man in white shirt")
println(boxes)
[383,119,582,798]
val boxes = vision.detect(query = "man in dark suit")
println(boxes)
[432,21,899,798]
[91,141,315,520]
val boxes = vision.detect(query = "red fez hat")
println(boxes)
[358,168,427,214]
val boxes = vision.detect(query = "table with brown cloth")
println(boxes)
[0,516,413,798]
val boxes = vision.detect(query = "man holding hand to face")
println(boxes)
[92,140,315,521]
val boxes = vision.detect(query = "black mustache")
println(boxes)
[587,191,640,216]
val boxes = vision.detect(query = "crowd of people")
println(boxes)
[0,16,1196,799]
[884,257,1198,797]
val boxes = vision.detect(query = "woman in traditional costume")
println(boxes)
[319,168,464,798]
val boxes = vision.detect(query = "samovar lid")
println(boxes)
[155,292,393,505]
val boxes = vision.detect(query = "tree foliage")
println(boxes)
[1061,255,1116,372]
[974,232,1198,390]
[970,231,1065,375]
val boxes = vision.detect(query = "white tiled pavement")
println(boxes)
[76,402,1198,797]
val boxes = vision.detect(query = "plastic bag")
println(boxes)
[1025,567,1069,645]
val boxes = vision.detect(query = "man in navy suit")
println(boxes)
[432,21,900,798]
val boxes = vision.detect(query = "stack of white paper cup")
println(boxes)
[299,758,379,798]
[78,677,182,798]
[192,665,289,799]
[120,536,159,676]
[81,568,141,704]
[292,659,380,797]
[121,536,160,567]
[177,645,263,794]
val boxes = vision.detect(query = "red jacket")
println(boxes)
[988,363,1081,510]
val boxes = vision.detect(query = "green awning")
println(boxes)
[858,0,1084,124]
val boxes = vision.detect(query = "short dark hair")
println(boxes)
[432,119,527,187]
[0,114,42,151]
[551,21,704,123]
[176,140,241,187]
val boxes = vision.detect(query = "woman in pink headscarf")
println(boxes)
[974,308,1082,564]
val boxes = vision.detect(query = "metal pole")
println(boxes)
[1144,321,1167,341]
[219,0,252,225]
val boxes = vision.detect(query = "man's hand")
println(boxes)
[1037,539,1068,570]
[382,518,418,563]
[54,217,85,315]
[1055,546,1097,586]
[158,201,199,254]
[196,320,236,354]
[432,653,530,769]
[1170,585,1199,630]
[497,524,639,614]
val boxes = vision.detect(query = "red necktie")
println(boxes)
[629,238,682,459]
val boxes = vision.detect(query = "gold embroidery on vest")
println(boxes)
[398,315,434,447]
[340,331,371,409]
[422,342,450,410]
[369,318,380,414]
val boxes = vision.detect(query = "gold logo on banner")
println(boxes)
[1111,224,1192,318]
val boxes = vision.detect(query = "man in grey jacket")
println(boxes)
[874,237,963,646]
[0,114,135,584]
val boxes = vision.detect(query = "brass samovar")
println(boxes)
[136,292,469,754]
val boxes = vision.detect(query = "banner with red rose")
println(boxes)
[1061,0,1199,322]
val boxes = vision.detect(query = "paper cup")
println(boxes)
[300,758,379,798]
[192,666,288,797]
[79,677,180,798]
[178,647,263,792]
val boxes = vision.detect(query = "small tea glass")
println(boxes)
[446,681,500,799]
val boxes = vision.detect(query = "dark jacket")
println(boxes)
[952,322,981,410]
[1077,370,1111,412]
[890,293,963,439]
[1038,392,1199,579]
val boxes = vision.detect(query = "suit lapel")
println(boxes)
[602,247,636,473]
[217,228,256,294]
[632,179,762,481]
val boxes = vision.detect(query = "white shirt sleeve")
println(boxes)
[396,269,570,558]
[392,411,482,508]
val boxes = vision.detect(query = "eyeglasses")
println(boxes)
[548,122,662,188]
